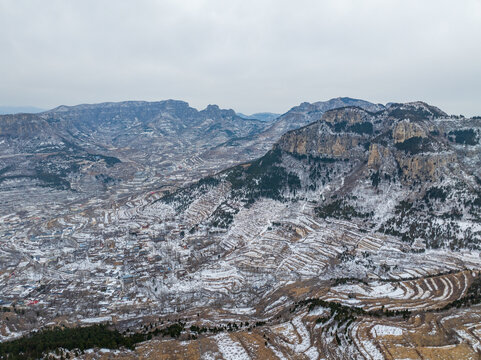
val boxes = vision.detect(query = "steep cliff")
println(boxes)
[176,101,481,251]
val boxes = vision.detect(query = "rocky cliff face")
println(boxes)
[276,121,366,158]
[0,114,54,138]
[276,102,463,184]
[392,120,427,143]
[322,106,375,125]
[186,101,481,250]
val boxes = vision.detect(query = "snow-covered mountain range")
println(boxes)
[1,98,481,359]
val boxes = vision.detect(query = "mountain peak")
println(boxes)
[204,104,220,111]
[201,104,236,118]
[386,101,447,120]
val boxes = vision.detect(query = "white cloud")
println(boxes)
[0,0,480,115]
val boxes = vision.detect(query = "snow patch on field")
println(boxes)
[0,327,25,341]
[201,352,217,360]
[225,307,256,315]
[80,316,112,324]
[368,282,405,298]
[360,340,384,360]
[370,324,403,337]
[309,306,329,316]
[270,347,288,360]
[304,346,320,360]
[290,315,311,353]
[332,281,406,300]
[265,296,287,312]
[215,333,250,360]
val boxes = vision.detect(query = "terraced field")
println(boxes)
[72,294,481,360]
[327,271,477,312]
[4,126,481,358]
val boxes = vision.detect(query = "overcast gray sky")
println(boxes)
[1,0,480,115]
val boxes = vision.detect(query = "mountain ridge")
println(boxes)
[160,100,481,251]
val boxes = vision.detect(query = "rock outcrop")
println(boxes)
[393,120,427,143]
[275,102,478,186]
